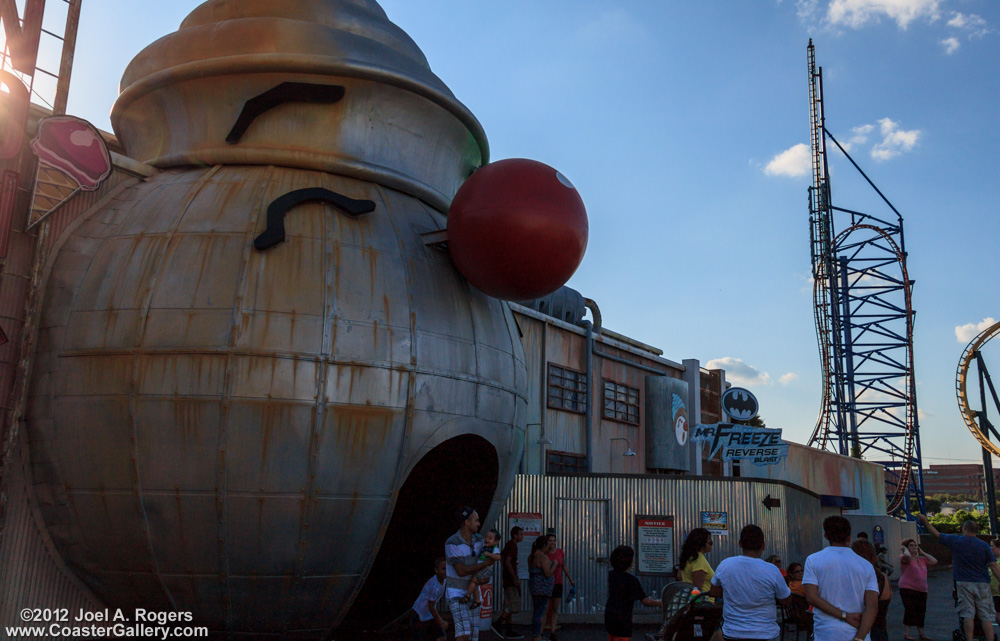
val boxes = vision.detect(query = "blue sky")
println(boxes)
[10,0,1000,469]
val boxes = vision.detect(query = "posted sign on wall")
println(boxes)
[691,423,789,466]
[636,515,674,575]
[701,511,729,536]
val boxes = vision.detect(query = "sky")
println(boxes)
[6,0,1000,469]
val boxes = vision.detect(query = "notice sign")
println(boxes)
[636,516,674,575]
[509,512,542,580]
[701,511,728,536]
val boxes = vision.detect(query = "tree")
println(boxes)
[928,510,991,534]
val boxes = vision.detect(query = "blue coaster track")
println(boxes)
[806,40,924,515]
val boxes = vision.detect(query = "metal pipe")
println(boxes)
[592,346,669,376]
[583,297,602,334]
[584,320,593,473]
[52,0,82,116]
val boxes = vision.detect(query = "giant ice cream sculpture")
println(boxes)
[28,115,112,225]
[24,0,586,636]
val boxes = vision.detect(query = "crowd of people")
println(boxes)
[406,507,1000,641]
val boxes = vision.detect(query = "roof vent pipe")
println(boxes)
[583,297,602,334]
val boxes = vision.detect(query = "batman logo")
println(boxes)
[722,387,758,421]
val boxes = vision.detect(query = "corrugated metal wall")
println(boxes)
[0,436,103,637]
[497,474,825,622]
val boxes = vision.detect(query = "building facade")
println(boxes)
[922,463,1000,497]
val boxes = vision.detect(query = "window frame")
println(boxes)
[546,450,587,476]
[547,363,588,415]
[602,378,641,426]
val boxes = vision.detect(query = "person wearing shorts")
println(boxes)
[543,533,575,641]
[494,526,525,639]
[918,514,1000,641]
[446,507,496,641]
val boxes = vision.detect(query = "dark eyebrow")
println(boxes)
[226,82,346,144]
[253,188,375,251]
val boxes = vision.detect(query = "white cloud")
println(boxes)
[707,357,773,386]
[779,373,799,385]
[955,317,997,343]
[870,117,920,161]
[949,13,975,28]
[947,12,991,41]
[918,408,929,420]
[850,124,874,145]
[838,124,876,152]
[940,36,960,54]
[826,0,942,29]
[764,143,810,177]
[797,0,820,18]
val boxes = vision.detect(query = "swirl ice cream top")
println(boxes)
[31,116,112,190]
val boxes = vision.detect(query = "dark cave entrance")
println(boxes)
[340,433,499,632]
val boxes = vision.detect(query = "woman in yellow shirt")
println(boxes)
[678,528,715,598]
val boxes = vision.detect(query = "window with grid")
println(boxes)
[546,450,587,475]
[547,364,588,414]
[603,379,640,425]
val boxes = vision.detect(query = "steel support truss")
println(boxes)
[806,40,924,515]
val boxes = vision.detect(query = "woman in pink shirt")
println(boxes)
[899,538,938,640]
[542,534,575,641]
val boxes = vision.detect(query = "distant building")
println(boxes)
[922,463,1000,497]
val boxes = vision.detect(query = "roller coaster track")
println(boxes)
[956,320,1000,456]
[806,41,923,514]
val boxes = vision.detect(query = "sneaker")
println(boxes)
[505,630,524,640]
[490,622,505,637]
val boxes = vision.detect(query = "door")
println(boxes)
[556,498,610,614]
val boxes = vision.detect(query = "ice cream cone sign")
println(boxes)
[28,116,112,228]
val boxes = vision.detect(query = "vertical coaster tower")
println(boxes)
[806,41,924,514]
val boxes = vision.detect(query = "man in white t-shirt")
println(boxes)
[709,523,792,641]
[411,557,449,641]
[803,516,878,641]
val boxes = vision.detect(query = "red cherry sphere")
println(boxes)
[447,158,588,301]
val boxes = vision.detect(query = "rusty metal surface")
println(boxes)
[12,1,530,636]
[0,434,103,639]
[110,0,487,214]
[757,441,887,515]
[511,306,688,476]
[497,474,825,623]
[24,162,526,637]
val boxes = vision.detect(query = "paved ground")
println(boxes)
[499,568,970,641]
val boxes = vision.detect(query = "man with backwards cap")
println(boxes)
[445,507,497,641]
